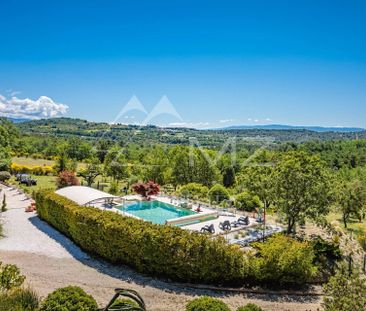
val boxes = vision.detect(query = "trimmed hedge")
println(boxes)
[35,190,248,284]
[251,235,316,285]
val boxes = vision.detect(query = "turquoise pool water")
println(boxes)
[117,200,197,224]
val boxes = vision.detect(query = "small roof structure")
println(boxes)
[55,186,118,206]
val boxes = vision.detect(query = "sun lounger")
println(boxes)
[200,224,215,234]
[219,220,231,231]
[237,216,250,226]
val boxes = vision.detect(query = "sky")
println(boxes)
[0,0,366,128]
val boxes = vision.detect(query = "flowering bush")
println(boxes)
[132,181,160,198]
[56,171,80,188]
[11,163,54,176]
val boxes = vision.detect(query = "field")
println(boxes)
[12,156,55,167]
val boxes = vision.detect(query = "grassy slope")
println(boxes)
[9,175,57,193]
[327,212,366,250]
[12,157,55,167]
[12,156,87,169]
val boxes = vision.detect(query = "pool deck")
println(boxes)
[181,215,257,235]
[124,195,258,235]
[91,195,269,237]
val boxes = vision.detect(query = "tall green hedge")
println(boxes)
[35,190,248,284]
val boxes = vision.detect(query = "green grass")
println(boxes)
[10,174,127,196]
[12,156,87,169]
[10,175,57,193]
[12,156,55,167]
[327,211,366,250]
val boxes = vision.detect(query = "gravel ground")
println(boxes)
[0,185,321,311]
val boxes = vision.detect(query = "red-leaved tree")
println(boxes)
[57,171,80,188]
[132,181,160,199]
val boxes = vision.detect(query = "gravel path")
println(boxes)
[0,185,321,310]
[0,186,88,259]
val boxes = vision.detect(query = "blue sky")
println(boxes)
[0,0,366,127]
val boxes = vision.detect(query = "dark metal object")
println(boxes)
[101,288,146,311]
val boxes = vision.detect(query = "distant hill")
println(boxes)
[7,117,32,123]
[14,117,366,148]
[217,124,365,133]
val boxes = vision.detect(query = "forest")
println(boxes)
[1,117,366,237]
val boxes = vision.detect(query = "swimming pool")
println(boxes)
[117,200,197,224]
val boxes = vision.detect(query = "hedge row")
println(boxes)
[35,190,249,284]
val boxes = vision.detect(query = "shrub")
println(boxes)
[56,171,80,188]
[0,262,26,291]
[108,181,119,195]
[0,287,39,311]
[10,163,54,176]
[208,184,230,203]
[35,190,248,284]
[42,165,55,176]
[0,157,11,172]
[235,191,261,212]
[178,183,209,200]
[311,237,342,267]
[11,163,30,174]
[132,181,160,198]
[0,171,11,182]
[358,235,366,251]
[251,235,317,285]
[237,303,263,311]
[186,297,231,311]
[31,166,45,176]
[40,286,98,311]
[322,268,366,311]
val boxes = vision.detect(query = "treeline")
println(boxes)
[0,118,18,171]
[16,117,366,148]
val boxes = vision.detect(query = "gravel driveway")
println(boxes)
[0,185,321,311]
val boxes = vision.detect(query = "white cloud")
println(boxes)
[248,118,273,123]
[0,94,68,119]
[219,119,235,123]
[167,121,210,128]
[10,91,21,97]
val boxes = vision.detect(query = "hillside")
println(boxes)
[219,124,365,132]
[15,117,366,148]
